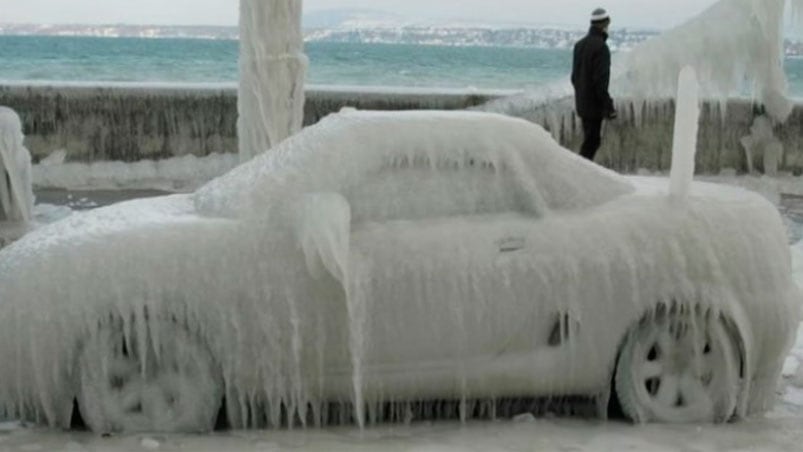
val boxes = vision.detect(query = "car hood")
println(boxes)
[1,194,200,261]
[0,193,236,307]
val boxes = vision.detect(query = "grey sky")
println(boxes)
[0,0,720,30]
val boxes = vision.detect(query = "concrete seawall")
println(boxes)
[0,83,501,163]
[1,83,801,174]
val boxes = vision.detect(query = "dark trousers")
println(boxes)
[580,117,603,161]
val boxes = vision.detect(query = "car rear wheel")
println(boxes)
[615,306,740,423]
[77,318,223,433]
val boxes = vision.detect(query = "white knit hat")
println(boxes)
[591,8,610,23]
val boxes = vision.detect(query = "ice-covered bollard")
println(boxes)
[238,0,308,162]
[669,66,700,204]
[0,107,34,223]
[740,115,783,176]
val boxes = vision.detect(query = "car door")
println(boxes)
[341,154,548,373]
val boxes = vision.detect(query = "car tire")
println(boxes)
[615,305,740,423]
[77,317,223,433]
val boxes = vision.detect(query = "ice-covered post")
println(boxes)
[0,107,34,223]
[669,67,700,204]
[238,0,308,162]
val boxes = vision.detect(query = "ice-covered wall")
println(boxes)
[2,84,803,175]
[0,84,239,162]
[0,83,498,162]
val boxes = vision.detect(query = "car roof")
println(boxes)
[194,110,634,217]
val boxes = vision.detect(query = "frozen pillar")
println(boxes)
[238,0,308,162]
[669,67,700,204]
[0,107,34,223]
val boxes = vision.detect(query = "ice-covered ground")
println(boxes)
[1,154,802,451]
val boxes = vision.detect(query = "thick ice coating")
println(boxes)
[0,107,34,223]
[238,0,307,161]
[0,110,797,431]
[669,67,700,203]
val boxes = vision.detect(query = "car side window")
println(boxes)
[342,154,539,224]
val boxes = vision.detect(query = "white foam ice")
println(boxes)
[740,115,785,176]
[238,0,307,161]
[0,107,34,223]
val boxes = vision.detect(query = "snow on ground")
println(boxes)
[0,405,803,451]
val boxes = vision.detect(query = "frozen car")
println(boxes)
[0,110,798,433]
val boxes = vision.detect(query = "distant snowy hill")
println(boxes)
[1,10,801,55]
[303,9,408,30]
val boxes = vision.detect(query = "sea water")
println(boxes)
[0,35,635,91]
[1,35,802,95]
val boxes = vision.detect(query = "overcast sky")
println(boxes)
[0,0,722,30]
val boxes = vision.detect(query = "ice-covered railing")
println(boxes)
[0,107,33,223]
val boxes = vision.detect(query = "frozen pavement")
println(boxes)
[0,394,802,452]
[0,317,800,452]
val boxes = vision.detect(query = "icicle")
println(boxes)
[669,67,701,203]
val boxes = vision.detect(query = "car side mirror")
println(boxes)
[297,192,351,283]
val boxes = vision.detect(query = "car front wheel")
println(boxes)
[77,317,223,433]
[615,306,740,423]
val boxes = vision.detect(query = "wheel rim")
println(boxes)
[624,310,738,423]
[79,322,222,433]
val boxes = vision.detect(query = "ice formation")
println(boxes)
[0,107,34,223]
[238,0,307,161]
[0,110,798,431]
[740,115,784,176]
[615,0,800,123]
[481,0,803,138]
[669,67,700,204]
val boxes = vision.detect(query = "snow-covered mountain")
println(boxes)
[303,9,409,30]
[1,8,801,55]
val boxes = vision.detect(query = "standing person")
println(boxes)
[571,8,617,161]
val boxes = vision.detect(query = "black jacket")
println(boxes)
[571,27,615,120]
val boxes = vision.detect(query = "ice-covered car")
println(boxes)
[0,110,798,433]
